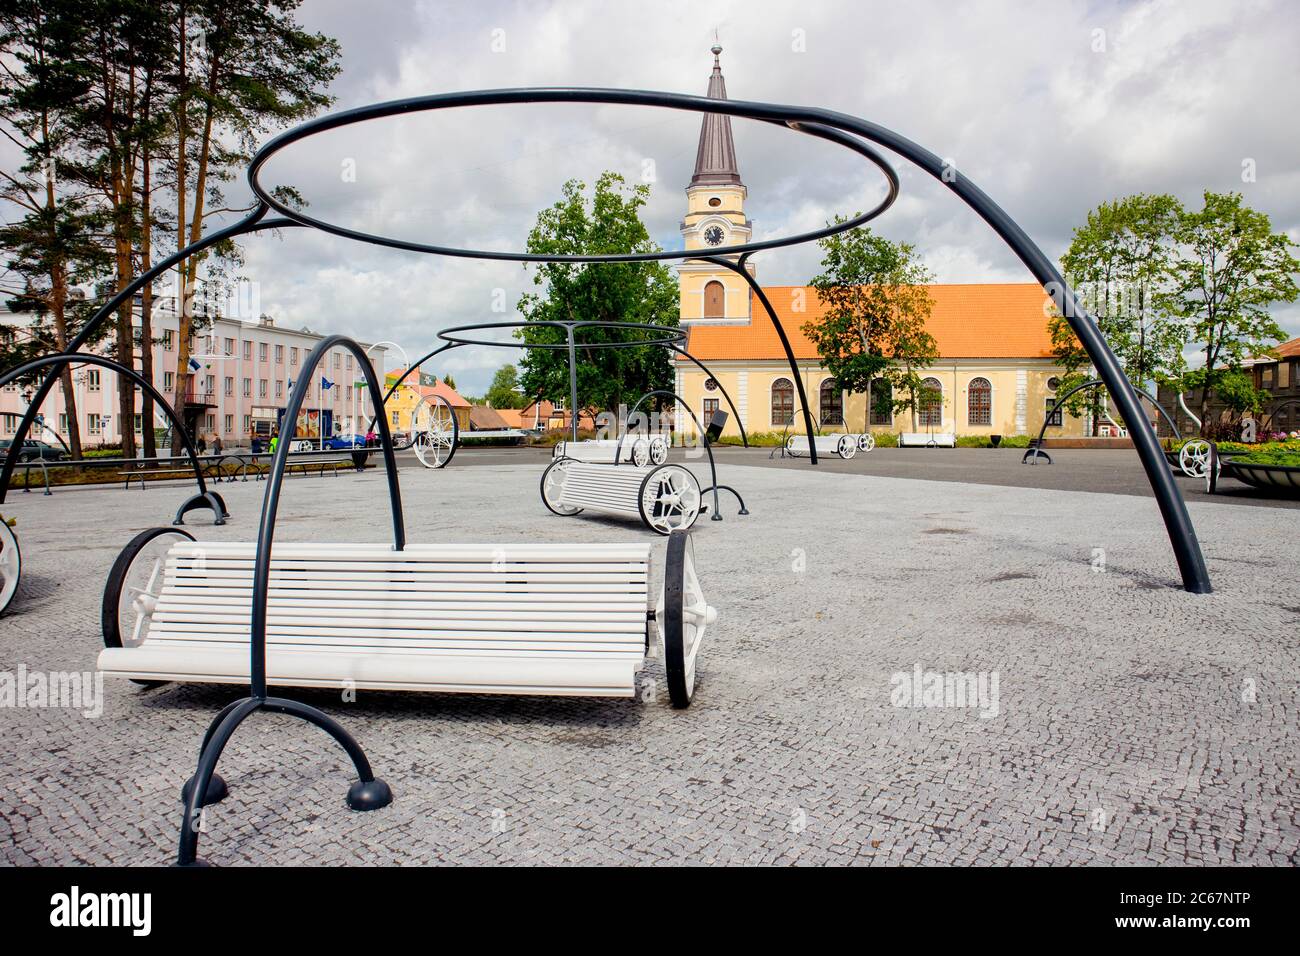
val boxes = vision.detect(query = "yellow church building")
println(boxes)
[673,46,1088,441]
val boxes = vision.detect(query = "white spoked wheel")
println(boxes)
[837,434,857,459]
[102,527,196,685]
[638,464,702,535]
[539,457,583,516]
[1179,439,1212,478]
[649,436,669,466]
[857,433,876,452]
[412,394,459,469]
[657,530,715,708]
[630,438,650,467]
[0,518,20,616]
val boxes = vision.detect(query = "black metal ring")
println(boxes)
[437,320,687,350]
[247,88,900,262]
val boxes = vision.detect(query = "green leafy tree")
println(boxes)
[1170,191,1298,434]
[485,364,524,409]
[1049,194,1186,427]
[804,220,938,432]
[516,172,678,419]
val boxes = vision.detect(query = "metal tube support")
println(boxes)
[567,325,579,443]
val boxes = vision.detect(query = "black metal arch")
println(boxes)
[178,333,403,865]
[1026,378,1183,464]
[0,353,225,524]
[1263,399,1300,432]
[625,388,725,521]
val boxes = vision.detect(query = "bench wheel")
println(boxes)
[1179,439,1212,478]
[631,438,650,467]
[649,436,668,466]
[412,394,458,469]
[658,531,715,708]
[857,433,876,452]
[638,464,702,535]
[837,435,857,459]
[103,527,196,686]
[540,457,583,516]
[0,518,20,616]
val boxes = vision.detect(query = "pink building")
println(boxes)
[1,297,387,450]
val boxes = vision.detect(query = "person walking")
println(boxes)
[269,432,279,456]
[211,433,223,456]
[197,433,207,455]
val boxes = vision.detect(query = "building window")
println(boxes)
[259,379,267,398]
[819,378,843,426]
[869,378,893,427]
[204,374,215,392]
[224,337,234,355]
[163,330,174,350]
[224,414,234,433]
[242,414,251,433]
[334,352,342,369]
[242,378,251,397]
[258,342,268,362]
[771,377,794,426]
[345,355,353,370]
[2,414,17,435]
[703,397,720,423]
[274,344,284,364]
[58,413,68,434]
[967,377,992,426]
[243,341,252,361]
[290,347,298,365]
[87,413,102,435]
[1045,398,1063,427]
[163,371,174,391]
[346,385,353,402]
[918,377,943,427]
[392,410,399,427]
[703,280,725,319]
[275,380,283,398]
[204,414,215,431]
[133,413,142,433]
[224,376,234,396]
[86,369,101,392]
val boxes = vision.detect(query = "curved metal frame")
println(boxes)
[177,333,402,864]
[1262,399,1300,435]
[1025,379,1182,465]
[0,353,226,525]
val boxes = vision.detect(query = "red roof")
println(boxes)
[679,284,1057,361]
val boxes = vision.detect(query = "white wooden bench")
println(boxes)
[785,434,863,459]
[99,531,714,706]
[553,437,669,467]
[540,459,703,534]
[898,432,956,447]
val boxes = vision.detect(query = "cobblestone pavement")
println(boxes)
[1,459,1296,865]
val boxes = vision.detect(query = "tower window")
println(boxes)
[703,280,725,318]
[708,197,721,207]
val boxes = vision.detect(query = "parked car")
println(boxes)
[322,434,367,450]
[0,439,65,462]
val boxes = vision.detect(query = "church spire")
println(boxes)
[690,42,743,188]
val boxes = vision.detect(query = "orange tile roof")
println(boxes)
[1273,337,1300,359]
[679,283,1057,361]
[385,369,470,407]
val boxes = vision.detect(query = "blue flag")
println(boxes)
[187,357,202,373]
[321,376,334,390]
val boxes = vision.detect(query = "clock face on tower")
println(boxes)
[703,225,725,246]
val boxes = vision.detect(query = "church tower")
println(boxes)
[679,42,754,326]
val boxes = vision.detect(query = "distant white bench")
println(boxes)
[99,532,714,707]
[554,437,669,467]
[541,459,703,535]
[899,432,956,448]
[785,433,875,459]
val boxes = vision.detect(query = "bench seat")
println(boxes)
[898,432,956,447]
[99,541,652,697]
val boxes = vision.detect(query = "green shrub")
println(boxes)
[1229,451,1300,467]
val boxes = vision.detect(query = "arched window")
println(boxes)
[968,377,992,426]
[771,377,794,426]
[819,378,843,426]
[703,280,725,319]
[918,377,943,427]
[869,378,893,426]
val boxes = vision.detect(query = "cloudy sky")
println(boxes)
[222,0,1300,394]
